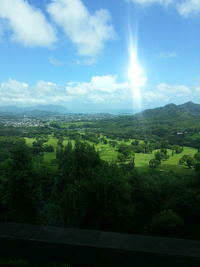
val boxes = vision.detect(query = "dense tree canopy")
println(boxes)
[0,138,199,241]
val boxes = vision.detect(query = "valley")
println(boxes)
[1,102,200,241]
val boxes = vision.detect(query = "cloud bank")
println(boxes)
[127,0,172,6]
[128,0,200,16]
[142,82,193,105]
[0,77,197,111]
[0,76,130,107]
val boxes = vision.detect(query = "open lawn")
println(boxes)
[96,144,118,162]
[25,136,197,173]
[25,137,35,146]
[135,147,197,173]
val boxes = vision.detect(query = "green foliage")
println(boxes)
[43,144,54,152]
[2,105,200,240]
[10,141,32,170]
[194,152,200,162]
[154,151,162,163]
[172,145,183,154]
[149,159,160,169]
[117,144,132,157]
[4,142,38,223]
[154,150,169,163]
[50,122,62,129]
[94,102,200,149]
[117,144,135,161]
[109,140,118,147]
[179,155,195,169]
[50,142,134,231]
[147,209,184,237]
[194,163,200,172]
[117,153,126,163]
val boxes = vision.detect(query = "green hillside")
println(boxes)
[94,102,200,147]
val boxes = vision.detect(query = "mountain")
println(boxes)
[21,110,60,117]
[179,101,200,116]
[0,106,23,113]
[134,102,200,118]
[134,102,200,121]
[32,105,68,114]
[0,105,68,114]
[96,102,200,146]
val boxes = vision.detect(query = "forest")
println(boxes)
[1,102,200,243]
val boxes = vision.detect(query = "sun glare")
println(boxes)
[128,44,144,111]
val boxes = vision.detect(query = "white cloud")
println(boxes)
[127,0,200,16]
[142,82,192,104]
[0,76,130,106]
[75,58,97,65]
[0,77,196,109]
[0,0,56,47]
[0,20,6,40]
[157,83,191,95]
[143,90,168,102]
[0,79,70,105]
[156,51,178,58]
[90,75,129,93]
[176,0,200,16]
[0,79,38,105]
[127,0,173,6]
[49,57,63,66]
[47,0,116,58]
[87,95,106,104]
[66,75,130,104]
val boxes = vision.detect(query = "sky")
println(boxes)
[0,0,200,112]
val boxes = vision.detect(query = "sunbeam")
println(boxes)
[128,35,146,112]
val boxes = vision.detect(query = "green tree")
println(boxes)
[194,152,200,162]
[154,150,169,162]
[117,153,126,163]
[117,144,134,159]
[147,209,184,237]
[154,151,162,163]
[5,142,38,223]
[179,155,195,169]
[194,163,200,172]
[172,145,183,154]
[149,159,160,169]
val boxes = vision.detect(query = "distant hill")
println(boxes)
[32,105,68,114]
[21,110,60,117]
[0,105,68,115]
[179,101,200,116]
[138,102,200,118]
[96,102,200,146]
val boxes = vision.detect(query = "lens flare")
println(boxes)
[128,43,145,112]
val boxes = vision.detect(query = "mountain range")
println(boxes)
[0,104,68,115]
[0,102,200,118]
[96,102,200,146]
[138,102,200,118]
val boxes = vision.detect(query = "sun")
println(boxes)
[128,45,145,111]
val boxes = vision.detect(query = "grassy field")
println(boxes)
[96,144,118,162]
[25,137,35,146]
[160,147,197,173]
[134,147,197,173]
[25,136,197,173]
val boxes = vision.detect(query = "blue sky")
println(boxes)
[0,0,200,112]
